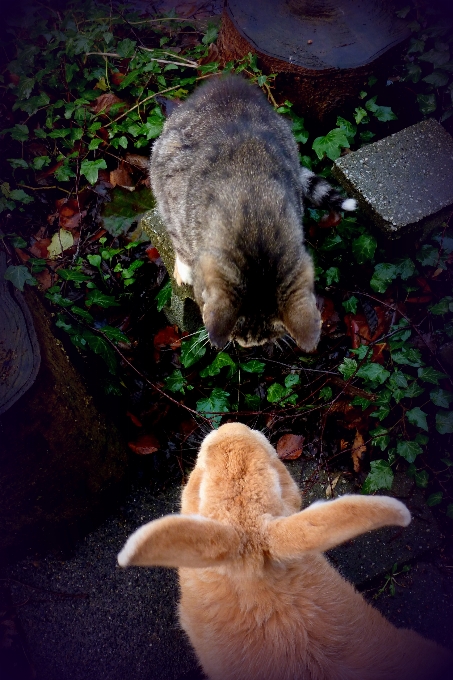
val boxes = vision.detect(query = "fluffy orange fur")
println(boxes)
[118,423,452,680]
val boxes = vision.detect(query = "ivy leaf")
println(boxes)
[101,326,129,344]
[85,289,120,308]
[291,113,309,144]
[164,369,187,394]
[8,124,29,142]
[57,269,91,282]
[155,280,172,311]
[352,234,377,264]
[362,460,394,494]
[422,70,449,87]
[202,23,219,45]
[417,244,439,267]
[436,410,453,434]
[406,406,428,431]
[336,116,356,141]
[9,189,33,204]
[389,370,408,389]
[312,128,350,161]
[4,264,36,291]
[403,381,424,399]
[199,352,237,378]
[395,258,416,280]
[319,386,333,401]
[80,158,107,185]
[342,296,358,314]
[85,333,117,374]
[8,234,27,248]
[430,296,453,315]
[325,266,340,285]
[244,393,260,409]
[180,329,207,368]
[430,388,453,408]
[415,470,429,488]
[446,504,453,520]
[356,363,390,385]
[370,426,390,451]
[354,107,368,124]
[370,262,397,293]
[419,48,450,66]
[417,94,437,115]
[338,358,357,380]
[396,440,422,463]
[116,38,137,58]
[196,388,230,428]
[351,395,372,409]
[365,96,397,121]
[285,373,300,388]
[240,360,265,374]
[45,291,73,307]
[391,347,423,367]
[8,158,28,169]
[417,366,447,384]
[427,492,443,507]
[71,306,94,323]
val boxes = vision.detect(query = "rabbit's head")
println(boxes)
[118,423,410,571]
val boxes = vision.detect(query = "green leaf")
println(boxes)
[325,266,340,285]
[85,289,120,308]
[338,358,357,380]
[427,492,443,507]
[342,296,358,314]
[417,94,437,115]
[45,291,73,307]
[8,124,29,142]
[285,373,300,388]
[422,70,449,87]
[395,258,416,280]
[240,359,265,374]
[80,159,107,185]
[417,366,447,385]
[336,116,356,141]
[31,155,51,170]
[117,38,137,58]
[435,410,453,434]
[122,259,144,279]
[389,370,408,389]
[267,383,288,403]
[351,395,372,409]
[391,347,423,367]
[365,96,397,121]
[415,469,429,488]
[4,264,36,291]
[291,113,309,144]
[181,329,207,368]
[403,381,424,399]
[8,234,27,248]
[9,189,33,204]
[202,23,219,45]
[370,426,390,451]
[362,460,394,493]
[155,280,172,311]
[8,158,28,169]
[396,440,422,463]
[199,352,237,378]
[85,333,117,374]
[57,269,91,282]
[419,48,450,66]
[196,388,229,428]
[406,406,428,431]
[319,233,343,251]
[417,244,439,267]
[71,306,94,323]
[244,393,260,410]
[87,254,102,269]
[430,388,453,408]
[164,369,187,394]
[354,107,368,124]
[356,363,390,385]
[370,262,397,293]
[102,326,129,344]
[430,296,453,315]
[405,63,422,83]
[312,128,350,161]
[352,234,377,264]
[446,504,453,520]
[319,386,333,401]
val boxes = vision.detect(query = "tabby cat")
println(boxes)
[150,75,355,350]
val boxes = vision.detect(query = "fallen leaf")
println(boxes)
[91,93,125,115]
[29,238,51,258]
[58,199,86,230]
[15,248,30,263]
[320,297,340,334]
[146,246,161,262]
[352,430,366,472]
[318,211,342,228]
[110,161,134,189]
[111,72,125,86]
[47,229,74,258]
[326,473,342,498]
[125,154,149,171]
[126,411,143,428]
[128,433,159,455]
[153,325,181,350]
[371,342,388,364]
[35,269,53,290]
[276,433,304,460]
[344,307,390,348]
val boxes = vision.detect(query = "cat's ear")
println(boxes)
[281,262,321,352]
[197,254,238,349]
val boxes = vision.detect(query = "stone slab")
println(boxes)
[140,210,201,332]
[332,118,453,239]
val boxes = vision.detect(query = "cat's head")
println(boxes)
[194,251,321,351]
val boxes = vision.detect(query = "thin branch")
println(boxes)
[86,51,198,69]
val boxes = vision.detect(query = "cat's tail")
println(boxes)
[300,167,356,211]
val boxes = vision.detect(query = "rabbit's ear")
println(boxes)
[268,495,410,559]
[118,514,241,569]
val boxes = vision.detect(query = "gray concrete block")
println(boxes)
[332,118,453,239]
[140,209,202,332]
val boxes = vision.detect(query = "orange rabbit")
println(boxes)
[118,423,451,680]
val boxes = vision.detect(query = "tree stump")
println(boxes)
[0,282,128,562]
[218,0,410,121]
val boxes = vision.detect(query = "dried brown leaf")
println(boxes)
[276,433,304,460]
